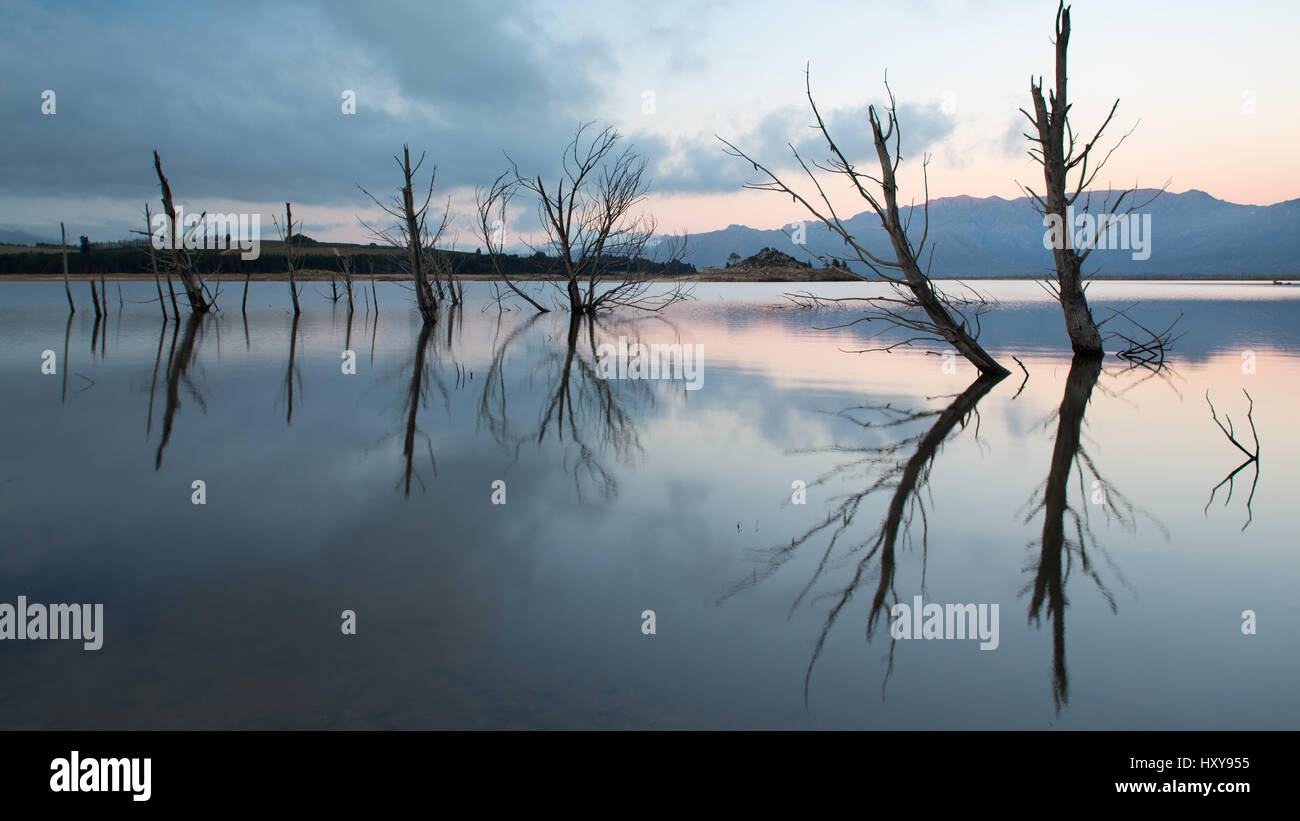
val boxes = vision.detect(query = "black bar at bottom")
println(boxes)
[2,730,1285,808]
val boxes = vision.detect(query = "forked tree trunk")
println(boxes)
[1027,5,1104,355]
[398,147,438,323]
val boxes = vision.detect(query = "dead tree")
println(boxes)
[60,222,74,313]
[87,265,102,317]
[1019,2,1165,355]
[720,71,1008,376]
[358,145,446,324]
[333,248,355,314]
[430,242,464,308]
[141,205,167,319]
[133,204,168,319]
[152,151,212,313]
[484,123,691,315]
[273,202,302,315]
[369,259,379,313]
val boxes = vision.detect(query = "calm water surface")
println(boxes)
[0,280,1296,729]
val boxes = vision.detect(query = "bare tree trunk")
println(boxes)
[358,145,450,323]
[867,110,1008,376]
[720,76,1008,376]
[399,147,438,323]
[143,204,167,320]
[60,222,75,313]
[284,202,301,315]
[166,273,179,320]
[88,272,102,317]
[153,151,211,313]
[1023,4,1105,355]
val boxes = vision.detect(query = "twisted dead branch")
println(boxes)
[720,68,1007,376]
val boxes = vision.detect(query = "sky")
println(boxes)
[1,0,1297,247]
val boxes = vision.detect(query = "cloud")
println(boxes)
[638,99,956,195]
[0,0,614,224]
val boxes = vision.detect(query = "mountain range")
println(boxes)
[678,189,1300,277]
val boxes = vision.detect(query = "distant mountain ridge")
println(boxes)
[679,190,1300,277]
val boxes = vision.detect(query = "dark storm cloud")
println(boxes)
[0,0,615,207]
[0,0,956,239]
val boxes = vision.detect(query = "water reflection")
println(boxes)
[478,312,653,501]
[1023,355,1103,710]
[154,315,204,469]
[280,313,301,425]
[399,320,440,496]
[1020,357,1170,709]
[731,350,1180,709]
[726,372,1004,700]
[0,281,1295,729]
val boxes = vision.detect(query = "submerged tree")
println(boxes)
[273,202,303,315]
[358,145,456,324]
[479,123,690,315]
[720,70,1009,377]
[1019,2,1165,355]
[152,151,212,314]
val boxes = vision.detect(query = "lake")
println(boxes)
[0,279,1296,729]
